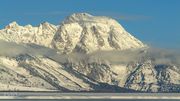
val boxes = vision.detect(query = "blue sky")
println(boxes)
[0,0,180,48]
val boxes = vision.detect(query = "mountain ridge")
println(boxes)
[0,13,179,92]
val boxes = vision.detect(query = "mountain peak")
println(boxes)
[6,21,19,28]
[63,13,93,24]
[40,21,52,26]
[38,21,55,29]
[52,13,145,54]
[70,13,93,18]
[64,13,115,24]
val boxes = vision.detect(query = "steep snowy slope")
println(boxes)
[124,59,180,92]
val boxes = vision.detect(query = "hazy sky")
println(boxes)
[0,0,179,48]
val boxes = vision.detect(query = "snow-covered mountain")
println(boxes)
[0,13,179,92]
[52,13,144,53]
[0,21,57,47]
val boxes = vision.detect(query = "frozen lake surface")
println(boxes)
[0,92,179,100]
[0,100,180,101]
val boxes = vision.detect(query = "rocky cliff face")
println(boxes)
[0,13,179,92]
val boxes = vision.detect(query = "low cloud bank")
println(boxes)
[0,40,180,66]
